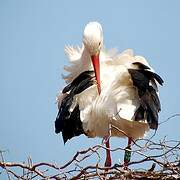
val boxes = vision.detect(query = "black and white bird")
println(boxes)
[55,22,163,168]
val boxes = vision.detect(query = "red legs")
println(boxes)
[104,137,112,167]
[102,123,112,168]
[124,137,132,170]
[102,122,133,170]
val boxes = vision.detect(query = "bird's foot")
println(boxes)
[123,161,129,170]
[104,156,112,168]
[104,157,112,172]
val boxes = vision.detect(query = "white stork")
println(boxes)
[55,22,163,168]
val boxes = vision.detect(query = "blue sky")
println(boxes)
[0,0,180,177]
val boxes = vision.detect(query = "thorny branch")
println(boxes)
[0,115,180,179]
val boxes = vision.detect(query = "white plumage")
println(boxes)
[55,22,163,167]
[59,44,154,139]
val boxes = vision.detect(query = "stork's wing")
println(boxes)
[63,45,84,83]
[128,62,164,129]
[55,71,96,143]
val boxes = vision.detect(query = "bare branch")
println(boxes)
[0,114,180,179]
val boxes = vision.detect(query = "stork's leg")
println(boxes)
[103,123,112,168]
[104,137,112,167]
[124,137,132,170]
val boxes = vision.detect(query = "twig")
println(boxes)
[0,114,180,179]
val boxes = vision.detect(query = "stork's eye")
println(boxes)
[98,42,101,46]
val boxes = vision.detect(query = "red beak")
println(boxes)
[91,54,101,94]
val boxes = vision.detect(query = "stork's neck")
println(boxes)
[81,46,93,71]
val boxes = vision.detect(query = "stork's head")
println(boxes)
[83,22,103,55]
[83,22,103,94]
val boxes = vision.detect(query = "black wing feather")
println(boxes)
[132,62,150,70]
[141,70,164,86]
[128,62,163,130]
[62,71,94,93]
[55,71,95,143]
